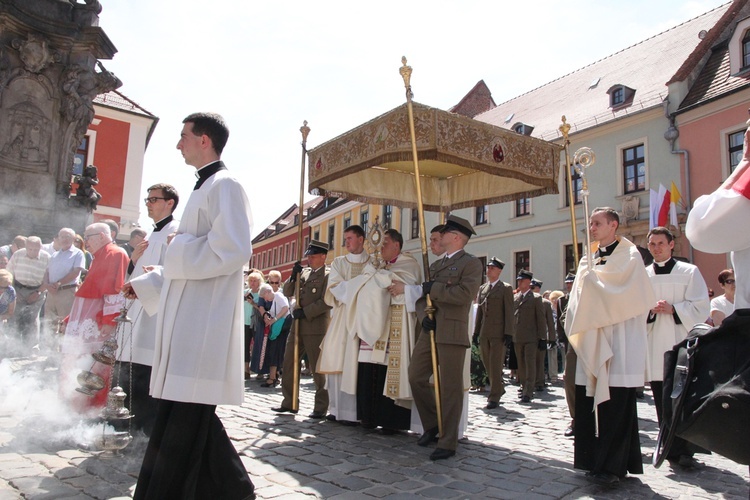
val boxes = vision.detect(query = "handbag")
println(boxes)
[269,317,285,340]
[653,309,750,467]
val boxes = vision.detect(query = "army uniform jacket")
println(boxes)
[417,250,483,347]
[473,280,515,340]
[283,266,331,336]
[513,290,547,344]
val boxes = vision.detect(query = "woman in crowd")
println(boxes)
[710,269,735,327]
[244,270,264,379]
[0,269,16,323]
[258,281,290,388]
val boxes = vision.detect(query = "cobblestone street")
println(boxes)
[0,357,748,499]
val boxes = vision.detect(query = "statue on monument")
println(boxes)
[73,164,102,211]
[61,61,122,140]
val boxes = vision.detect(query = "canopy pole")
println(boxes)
[292,120,310,412]
[400,56,442,437]
[560,116,580,267]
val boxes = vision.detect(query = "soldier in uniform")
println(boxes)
[473,257,514,409]
[409,214,483,461]
[273,240,332,419]
[513,270,547,403]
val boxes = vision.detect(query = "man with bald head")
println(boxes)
[41,228,85,347]
[59,222,128,411]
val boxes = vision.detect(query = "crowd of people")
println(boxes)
[2,111,747,498]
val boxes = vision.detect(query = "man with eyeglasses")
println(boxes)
[59,223,128,410]
[124,112,254,499]
[645,226,709,469]
[115,183,180,436]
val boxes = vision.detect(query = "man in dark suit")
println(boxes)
[409,214,483,461]
[274,240,332,419]
[513,270,547,403]
[473,257,514,409]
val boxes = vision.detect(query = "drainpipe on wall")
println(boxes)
[663,116,693,263]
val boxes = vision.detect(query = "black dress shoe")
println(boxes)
[417,427,439,447]
[272,406,298,414]
[430,448,456,461]
[564,423,575,437]
[520,395,531,403]
[325,414,336,421]
[485,401,499,409]
[586,471,619,486]
[308,411,325,419]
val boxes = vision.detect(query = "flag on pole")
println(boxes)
[669,181,682,227]
[657,183,670,227]
[649,188,659,229]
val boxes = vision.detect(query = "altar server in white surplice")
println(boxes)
[317,224,370,424]
[565,207,655,486]
[124,113,254,500]
[116,183,180,436]
[646,227,709,468]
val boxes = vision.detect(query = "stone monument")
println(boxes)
[0,0,121,243]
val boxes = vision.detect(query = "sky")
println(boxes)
[98,0,730,237]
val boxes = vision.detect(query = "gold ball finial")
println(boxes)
[300,120,310,144]
[559,115,571,141]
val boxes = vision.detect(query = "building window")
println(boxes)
[623,144,646,194]
[514,250,529,281]
[565,168,583,206]
[743,30,750,68]
[512,123,534,136]
[313,228,320,241]
[290,241,296,261]
[383,205,393,229]
[304,235,310,251]
[343,214,351,246]
[475,205,489,225]
[272,248,277,267]
[284,243,289,263]
[360,210,369,234]
[261,251,266,269]
[729,130,744,173]
[611,87,624,106]
[515,197,531,217]
[73,135,89,176]
[328,221,335,250]
[411,209,419,239]
[565,243,583,275]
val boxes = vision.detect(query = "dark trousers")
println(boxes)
[564,344,576,419]
[115,362,157,436]
[134,400,255,500]
[357,362,411,430]
[574,385,643,477]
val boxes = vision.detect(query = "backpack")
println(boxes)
[653,309,750,467]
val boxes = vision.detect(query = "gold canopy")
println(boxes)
[308,102,562,212]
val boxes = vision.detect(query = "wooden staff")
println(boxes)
[400,56,442,436]
[292,120,310,412]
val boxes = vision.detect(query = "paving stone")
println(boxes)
[8,476,80,500]
[415,485,463,498]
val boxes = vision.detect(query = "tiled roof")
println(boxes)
[94,90,157,118]
[475,4,729,140]
[679,42,750,110]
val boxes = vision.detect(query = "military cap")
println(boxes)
[487,257,505,269]
[430,224,446,233]
[530,278,543,288]
[304,240,329,256]
[564,272,576,283]
[439,214,476,238]
[517,269,534,281]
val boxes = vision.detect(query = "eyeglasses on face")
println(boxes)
[269,281,280,285]
[144,197,167,204]
[83,233,101,240]
[724,279,736,285]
